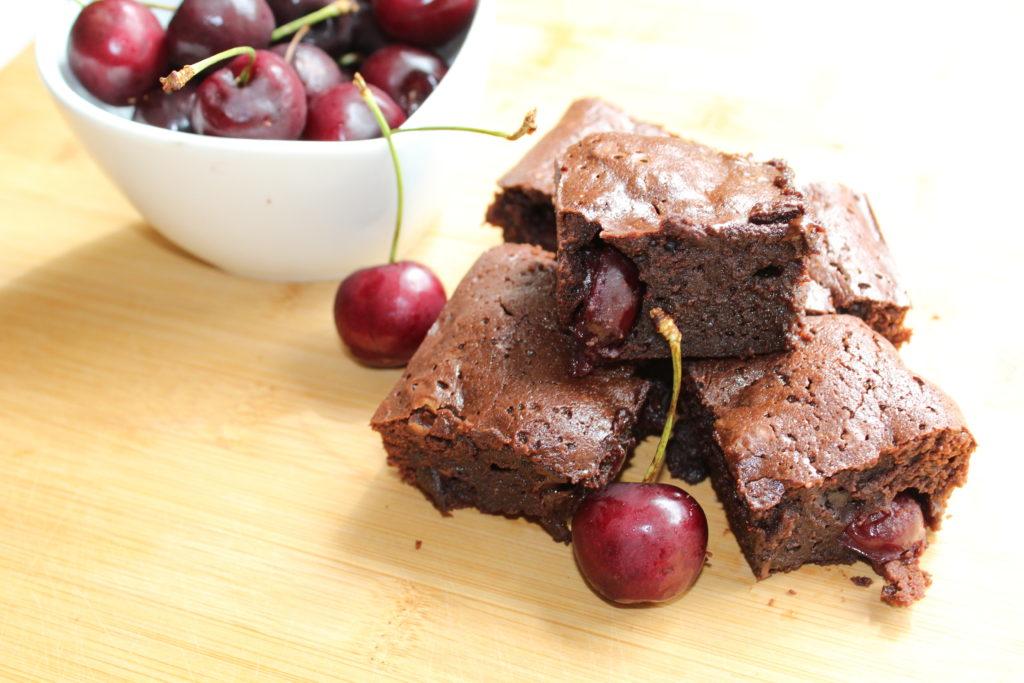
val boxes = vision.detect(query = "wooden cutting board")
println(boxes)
[2,2,1022,679]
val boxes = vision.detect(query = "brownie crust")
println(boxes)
[486,98,669,251]
[371,244,650,542]
[555,132,813,361]
[802,182,912,346]
[667,315,974,604]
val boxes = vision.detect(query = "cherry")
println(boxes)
[267,0,356,55]
[348,0,391,55]
[67,0,168,106]
[132,82,198,132]
[333,261,447,367]
[572,483,709,604]
[269,42,347,102]
[360,44,448,116]
[187,49,308,140]
[572,309,707,605]
[372,0,478,47]
[842,493,927,567]
[570,246,642,375]
[166,0,276,67]
[303,82,406,140]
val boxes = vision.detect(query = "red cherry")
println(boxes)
[333,261,447,368]
[371,0,478,47]
[360,44,448,115]
[572,482,708,604]
[269,42,348,102]
[303,82,406,141]
[266,0,357,55]
[133,82,199,132]
[67,0,168,106]
[166,0,276,67]
[191,50,308,140]
[842,493,927,567]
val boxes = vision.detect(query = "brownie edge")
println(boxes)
[371,244,650,542]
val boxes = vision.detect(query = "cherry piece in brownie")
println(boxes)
[555,132,813,366]
[485,98,669,252]
[801,182,912,347]
[668,314,974,605]
[371,244,651,542]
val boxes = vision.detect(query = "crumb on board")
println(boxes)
[850,576,874,587]
[415,540,422,550]
[787,589,796,595]
[768,598,775,607]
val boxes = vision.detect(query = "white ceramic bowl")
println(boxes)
[36,0,493,281]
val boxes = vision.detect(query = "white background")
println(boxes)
[0,2,44,69]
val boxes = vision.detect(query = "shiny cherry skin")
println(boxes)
[842,493,927,566]
[166,0,275,67]
[372,0,478,47]
[269,42,347,102]
[266,0,356,55]
[333,261,446,368]
[360,44,448,115]
[192,50,307,139]
[303,82,406,140]
[67,0,168,106]
[572,482,708,604]
[132,82,198,132]
[574,246,642,349]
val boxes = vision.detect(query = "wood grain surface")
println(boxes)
[2,1,1022,680]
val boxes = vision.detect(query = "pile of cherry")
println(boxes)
[67,0,477,140]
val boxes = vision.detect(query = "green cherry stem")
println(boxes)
[270,0,359,42]
[643,308,683,484]
[393,109,538,140]
[354,72,404,265]
[160,46,257,92]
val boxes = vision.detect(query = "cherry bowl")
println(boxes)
[35,0,493,281]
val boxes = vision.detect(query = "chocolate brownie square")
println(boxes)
[667,314,974,605]
[801,182,912,346]
[555,132,813,363]
[485,98,669,251]
[371,244,651,542]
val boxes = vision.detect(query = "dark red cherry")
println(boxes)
[166,0,276,67]
[842,493,927,567]
[133,82,198,132]
[266,0,356,55]
[333,261,446,367]
[303,82,406,140]
[572,482,708,604]
[372,0,477,47]
[67,0,168,106]
[192,50,307,139]
[360,44,447,115]
[349,0,391,54]
[571,246,642,374]
[269,42,347,102]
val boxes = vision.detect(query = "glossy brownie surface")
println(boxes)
[371,244,650,541]
[802,182,912,346]
[555,132,812,361]
[669,315,974,604]
[486,98,668,251]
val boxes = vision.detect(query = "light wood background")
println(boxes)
[2,1,1022,679]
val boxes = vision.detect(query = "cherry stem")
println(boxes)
[283,25,311,65]
[160,46,257,92]
[354,72,404,265]
[270,0,359,42]
[393,109,538,140]
[643,308,683,484]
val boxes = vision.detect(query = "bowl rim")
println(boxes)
[35,0,493,156]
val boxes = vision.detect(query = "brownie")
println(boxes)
[485,98,669,251]
[555,132,814,362]
[371,244,651,542]
[801,182,912,346]
[667,315,975,605]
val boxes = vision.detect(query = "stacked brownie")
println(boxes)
[373,97,974,606]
